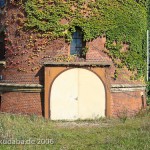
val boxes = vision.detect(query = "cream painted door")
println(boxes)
[50,69,78,120]
[50,68,105,120]
[78,69,105,119]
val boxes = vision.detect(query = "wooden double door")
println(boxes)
[50,68,105,120]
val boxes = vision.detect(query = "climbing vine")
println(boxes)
[4,0,148,78]
[23,0,147,79]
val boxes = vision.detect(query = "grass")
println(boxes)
[0,108,150,150]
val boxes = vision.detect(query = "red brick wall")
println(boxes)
[1,4,144,85]
[1,92,44,116]
[111,91,146,117]
[0,90,146,117]
[0,3,146,118]
[0,4,69,84]
[86,37,111,62]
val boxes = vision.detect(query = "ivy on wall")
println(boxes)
[11,0,148,79]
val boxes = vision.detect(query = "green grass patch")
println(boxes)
[0,110,150,150]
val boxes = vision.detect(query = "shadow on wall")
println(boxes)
[35,67,44,116]
[40,92,44,116]
[35,66,44,85]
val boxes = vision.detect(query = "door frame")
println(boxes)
[44,62,111,119]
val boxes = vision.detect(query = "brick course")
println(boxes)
[111,91,146,117]
[1,92,44,116]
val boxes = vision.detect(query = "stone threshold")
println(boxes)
[111,84,146,92]
[0,83,43,93]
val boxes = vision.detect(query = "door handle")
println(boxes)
[74,97,78,100]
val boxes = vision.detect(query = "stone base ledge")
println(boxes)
[0,83,43,93]
[111,84,146,92]
[0,83,146,93]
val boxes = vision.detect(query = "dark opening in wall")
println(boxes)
[0,31,5,60]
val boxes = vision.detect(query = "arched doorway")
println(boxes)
[50,68,105,120]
